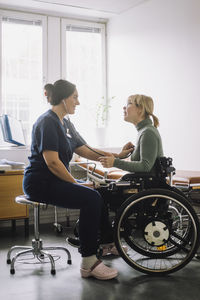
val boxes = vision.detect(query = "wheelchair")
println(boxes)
[73,157,200,275]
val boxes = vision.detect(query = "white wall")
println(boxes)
[107,0,200,171]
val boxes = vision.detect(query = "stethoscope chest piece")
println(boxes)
[66,128,72,138]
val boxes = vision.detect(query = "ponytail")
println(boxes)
[151,113,159,128]
[44,83,54,103]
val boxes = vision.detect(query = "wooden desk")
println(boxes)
[0,170,29,235]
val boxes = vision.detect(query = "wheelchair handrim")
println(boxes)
[116,192,199,274]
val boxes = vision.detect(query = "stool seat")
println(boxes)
[7,194,72,275]
[15,195,47,206]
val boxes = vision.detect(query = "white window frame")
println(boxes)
[0,9,47,116]
[61,18,107,103]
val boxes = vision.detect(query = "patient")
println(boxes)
[69,94,163,251]
[98,94,163,172]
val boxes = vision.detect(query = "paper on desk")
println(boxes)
[0,164,12,171]
[0,159,25,170]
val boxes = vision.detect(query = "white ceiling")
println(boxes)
[31,0,149,14]
[0,0,150,20]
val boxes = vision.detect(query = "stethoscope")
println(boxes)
[66,116,133,159]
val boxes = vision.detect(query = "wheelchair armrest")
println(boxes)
[121,172,155,181]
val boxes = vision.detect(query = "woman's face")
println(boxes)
[123,98,141,125]
[63,89,80,114]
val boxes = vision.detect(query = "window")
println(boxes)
[0,11,47,145]
[62,20,106,146]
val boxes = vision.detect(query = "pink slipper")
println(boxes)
[102,244,128,256]
[80,260,118,280]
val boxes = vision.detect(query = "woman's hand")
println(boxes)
[98,155,115,168]
[118,142,135,159]
[80,181,95,189]
[122,142,135,151]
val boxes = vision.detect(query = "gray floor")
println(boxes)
[1,223,200,300]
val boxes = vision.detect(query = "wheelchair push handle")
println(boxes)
[156,157,176,177]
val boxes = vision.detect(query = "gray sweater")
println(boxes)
[113,118,163,173]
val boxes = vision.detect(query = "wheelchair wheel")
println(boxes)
[114,188,200,275]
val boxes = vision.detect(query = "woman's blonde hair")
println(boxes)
[128,94,159,128]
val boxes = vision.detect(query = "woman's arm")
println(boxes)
[43,150,94,188]
[75,143,134,161]
[99,131,158,172]
[43,150,77,183]
[75,145,118,161]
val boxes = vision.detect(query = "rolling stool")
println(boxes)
[7,195,72,275]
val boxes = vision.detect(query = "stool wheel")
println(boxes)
[7,259,11,264]
[67,259,72,265]
[54,223,63,233]
[10,269,15,275]
[51,269,56,275]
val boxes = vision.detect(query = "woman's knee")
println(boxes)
[85,189,103,209]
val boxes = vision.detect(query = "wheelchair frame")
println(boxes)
[74,157,200,275]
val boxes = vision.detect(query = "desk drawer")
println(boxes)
[0,174,28,219]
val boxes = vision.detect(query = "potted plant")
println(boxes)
[95,96,115,146]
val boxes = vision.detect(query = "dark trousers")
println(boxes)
[23,173,112,257]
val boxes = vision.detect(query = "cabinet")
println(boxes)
[0,170,29,234]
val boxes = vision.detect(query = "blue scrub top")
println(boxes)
[25,109,86,178]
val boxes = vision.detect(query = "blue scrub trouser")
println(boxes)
[23,174,112,257]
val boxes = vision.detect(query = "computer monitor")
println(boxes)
[0,114,26,146]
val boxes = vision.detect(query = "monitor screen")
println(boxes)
[0,114,26,146]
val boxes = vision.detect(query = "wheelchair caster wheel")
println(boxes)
[10,269,15,275]
[67,259,72,265]
[51,269,56,275]
[7,259,11,264]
